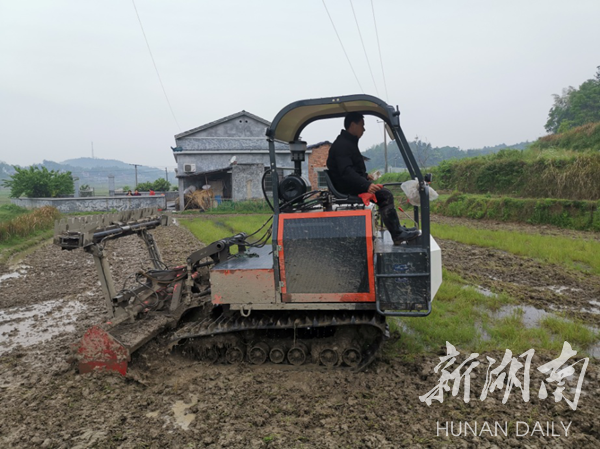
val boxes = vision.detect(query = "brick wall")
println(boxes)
[307,142,331,188]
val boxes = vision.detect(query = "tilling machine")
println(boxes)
[54,95,442,374]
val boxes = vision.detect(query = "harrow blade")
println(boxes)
[76,326,130,376]
[76,314,174,375]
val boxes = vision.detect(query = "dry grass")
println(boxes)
[0,206,60,242]
[185,189,214,211]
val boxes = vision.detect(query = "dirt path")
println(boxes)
[0,217,599,448]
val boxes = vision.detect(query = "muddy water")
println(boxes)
[0,299,88,355]
[0,217,598,447]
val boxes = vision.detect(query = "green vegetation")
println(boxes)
[432,192,600,231]
[392,270,599,357]
[0,204,29,223]
[0,189,10,205]
[0,206,60,241]
[432,148,600,200]
[178,214,271,246]
[545,66,600,133]
[206,200,272,214]
[2,166,74,198]
[0,205,60,262]
[136,178,175,192]
[180,199,272,215]
[533,121,600,151]
[430,222,600,275]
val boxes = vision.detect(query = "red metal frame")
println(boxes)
[277,210,375,303]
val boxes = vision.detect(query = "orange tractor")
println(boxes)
[54,95,442,374]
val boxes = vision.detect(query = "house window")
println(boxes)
[316,170,329,189]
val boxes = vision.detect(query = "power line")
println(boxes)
[350,0,379,96]
[371,0,389,101]
[131,0,181,131]
[321,0,364,93]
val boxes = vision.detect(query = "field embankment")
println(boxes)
[433,149,600,200]
[431,192,600,231]
[378,121,600,230]
[532,121,600,151]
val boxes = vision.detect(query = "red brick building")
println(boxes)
[307,141,331,189]
[306,140,371,190]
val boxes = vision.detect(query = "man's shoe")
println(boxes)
[393,229,421,245]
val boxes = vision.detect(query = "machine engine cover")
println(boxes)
[278,174,308,203]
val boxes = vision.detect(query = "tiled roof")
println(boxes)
[307,140,332,150]
[176,137,289,151]
[175,111,271,139]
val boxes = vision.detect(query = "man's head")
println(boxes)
[344,112,365,139]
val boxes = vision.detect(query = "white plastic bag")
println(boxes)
[401,179,439,206]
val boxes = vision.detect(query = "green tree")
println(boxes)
[136,178,172,192]
[2,166,74,198]
[151,178,171,192]
[545,66,600,133]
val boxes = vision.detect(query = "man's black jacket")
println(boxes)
[326,129,371,195]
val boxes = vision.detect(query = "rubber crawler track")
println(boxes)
[170,311,388,371]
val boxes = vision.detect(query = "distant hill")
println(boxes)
[363,140,531,171]
[0,158,175,190]
[60,157,134,169]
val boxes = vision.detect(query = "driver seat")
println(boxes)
[322,170,363,205]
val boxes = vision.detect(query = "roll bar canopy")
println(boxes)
[266,94,398,143]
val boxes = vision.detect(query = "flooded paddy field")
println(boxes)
[0,216,599,448]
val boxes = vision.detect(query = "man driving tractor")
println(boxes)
[326,112,420,244]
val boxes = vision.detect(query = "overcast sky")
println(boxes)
[1,0,599,168]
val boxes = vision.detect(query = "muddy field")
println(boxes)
[1,216,599,448]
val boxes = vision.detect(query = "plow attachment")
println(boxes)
[77,326,130,376]
[55,208,205,375]
[77,314,176,375]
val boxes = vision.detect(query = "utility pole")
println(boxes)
[91,141,94,159]
[165,167,168,183]
[130,164,140,188]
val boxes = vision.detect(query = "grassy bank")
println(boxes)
[532,121,600,151]
[433,149,600,200]
[386,122,600,201]
[431,192,600,231]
